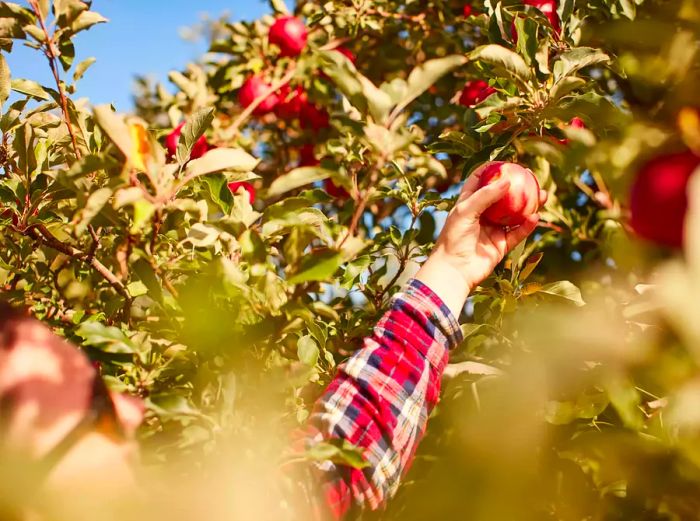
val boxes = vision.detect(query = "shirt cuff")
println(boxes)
[396,278,464,351]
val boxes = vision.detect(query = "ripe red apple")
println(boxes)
[324,179,350,199]
[458,80,496,107]
[228,181,256,205]
[300,102,330,132]
[275,85,307,120]
[475,161,541,226]
[558,116,586,145]
[165,122,209,161]
[268,16,308,58]
[298,144,320,167]
[239,75,279,115]
[630,150,700,248]
[463,5,474,17]
[335,46,356,64]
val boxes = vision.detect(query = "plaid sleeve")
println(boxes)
[305,278,463,519]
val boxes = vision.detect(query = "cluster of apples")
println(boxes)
[239,15,352,198]
[163,122,256,204]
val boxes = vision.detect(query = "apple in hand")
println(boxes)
[269,16,308,57]
[475,161,542,226]
[630,149,700,248]
[165,122,209,161]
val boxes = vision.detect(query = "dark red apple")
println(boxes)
[269,16,308,58]
[165,122,209,161]
[239,75,279,115]
[300,102,330,132]
[458,80,496,107]
[228,181,256,205]
[463,5,474,16]
[324,179,350,199]
[275,85,307,120]
[298,144,319,167]
[335,46,356,64]
[630,150,700,248]
[475,161,541,226]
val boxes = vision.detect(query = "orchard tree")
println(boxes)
[1,0,700,519]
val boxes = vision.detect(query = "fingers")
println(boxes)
[458,162,497,201]
[454,178,510,220]
[539,189,548,207]
[505,213,540,251]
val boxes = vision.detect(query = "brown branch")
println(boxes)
[28,0,82,159]
[21,223,130,300]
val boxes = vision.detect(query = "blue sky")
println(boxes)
[8,0,270,111]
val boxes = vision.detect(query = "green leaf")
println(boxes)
[131,199,155,234]
[297,335,319,366]
[127,280,149,298]
[72,56,96,82]
[74,187,111,236]
[288,250,343,284]
[70,9,108,34]
[538,280,585,306]
[11,78,50,100]
[469,44,532,88]
[75,322,136,354]
[553,47,610,82]
[391,55,467,119]
[305,439,369,469]
[176,106,214,165]
[0,53,9,108]
[267,167,333,198]
[93,104,133,160]
[184,147,259,178]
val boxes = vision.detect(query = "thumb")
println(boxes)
[454,179,510,220]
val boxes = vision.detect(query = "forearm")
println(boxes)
[305,279,463,518]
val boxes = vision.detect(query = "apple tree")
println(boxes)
[1,0,700,518]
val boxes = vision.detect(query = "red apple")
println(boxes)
[324,179,350,199]
[268,16,308,58]
[630,150,700,248]
[458,80,496,107]
[275,85,307,120]
[228,181,256,205]
[165,122,209,161]
[475,161,541,226]
[463,5,474,17]
[524,0,560,32]
[239,75,279,115]
[335,46,356,64]
[300,102,330,132]
[558,117,586,145]
[299,144,320,167]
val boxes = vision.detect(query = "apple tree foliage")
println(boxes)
[1,0,700,518]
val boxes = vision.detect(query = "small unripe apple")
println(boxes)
[458,80,496,107]
[268,16,308,57]
[239,75,279,115]
[165,122,209,161]
[228,181,256,205]
[475,161,541,226]
[630,150,700,248]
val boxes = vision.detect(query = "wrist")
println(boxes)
[414,249,472,319]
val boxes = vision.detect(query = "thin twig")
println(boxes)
[28,0,82,159]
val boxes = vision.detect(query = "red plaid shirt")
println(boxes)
[305,279,463,518]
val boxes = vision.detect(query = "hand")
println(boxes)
[415,169,547,317]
